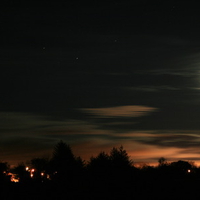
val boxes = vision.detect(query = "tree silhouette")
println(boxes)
[52,141,75,162]
[51,141,75,172]
[87,151,111,174]
[49,141,84,182]
[110,146,133,169]
[87,146,133,181]
[158,157,167,166]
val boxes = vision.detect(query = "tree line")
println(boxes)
[1,141,200,199]
[0,141,134,183]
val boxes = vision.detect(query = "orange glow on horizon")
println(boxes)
[4,131,200,168]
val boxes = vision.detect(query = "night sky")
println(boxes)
[1,0,200,166]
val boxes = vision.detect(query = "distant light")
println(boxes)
[26,167,29,171]
[10,173,20,182]
[188,169,191,173]
[41,172,44,176]
[31,169,35,172]
[11,178,19,183]
[30,174,34,178]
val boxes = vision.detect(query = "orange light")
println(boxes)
[11,178,19,183]
[31,169,35,172]
[188,169,191,173]
[26,167,29,171]
[9,173,20,182]
[41,172,44,176]
[30,174,34,177]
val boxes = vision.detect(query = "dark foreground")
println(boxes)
[1,175,200,200]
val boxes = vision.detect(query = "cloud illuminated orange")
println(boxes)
[82,105,158,118]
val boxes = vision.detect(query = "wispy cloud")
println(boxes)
[123,85,179,92]
[3,111,200,166]
[130,131,200,149]
[0,112,106,137]
[135,68,198,77]
[82,105,158,118]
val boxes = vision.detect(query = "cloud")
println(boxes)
[2,111,200,166]
[82,105,158,118]
[135,68,198,77]
[132,131,200,149]
[123,85,179,92]
[0,112,93,135]
[0,112,60,133]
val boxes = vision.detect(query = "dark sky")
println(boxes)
[1,0,200,166]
